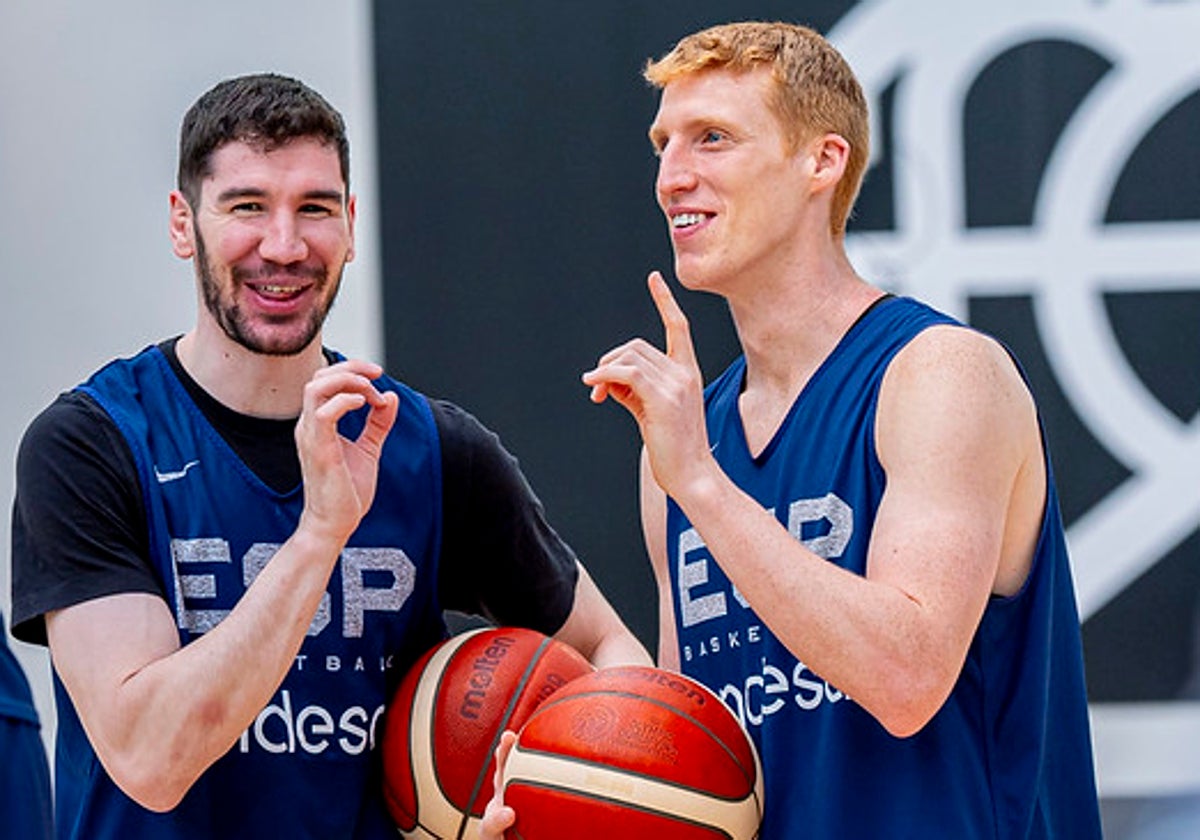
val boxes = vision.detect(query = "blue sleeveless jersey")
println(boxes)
[666,297,1101,838]
[2,611,53,840]
[58,345,447,839]
[0,613,40,727]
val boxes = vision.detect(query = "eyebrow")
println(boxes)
[215,187,345,204]
[647,125,666,152]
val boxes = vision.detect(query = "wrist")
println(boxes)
[669,457,727,519]
[294,512,354,558]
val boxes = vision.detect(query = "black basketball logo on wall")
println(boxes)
[831,0,1200,798]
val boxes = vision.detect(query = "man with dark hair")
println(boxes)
[10,72,648,839]
[176,74,351,211]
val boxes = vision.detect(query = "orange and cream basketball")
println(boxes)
[501,665,763,839]
[381,626,592,838]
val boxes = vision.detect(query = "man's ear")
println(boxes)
[809,132,850,196]
[168,190,196,259]
[345,193,357,264]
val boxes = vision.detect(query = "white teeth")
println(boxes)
[260,285,300,294]
[672,212,707,228]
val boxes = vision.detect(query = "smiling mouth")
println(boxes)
[248,282,310,301]
[239,264,322,300]
[671,212,710,229]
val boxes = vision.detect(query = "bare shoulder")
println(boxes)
[887,324,1026,394]
[877,324,1042,479]
[882,325,1035,427]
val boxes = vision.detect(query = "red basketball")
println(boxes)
[381,626,593,838]
[501,665,763,840]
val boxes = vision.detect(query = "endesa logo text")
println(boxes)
[238,690,384,756]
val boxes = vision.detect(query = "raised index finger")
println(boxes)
[647,271,697,367]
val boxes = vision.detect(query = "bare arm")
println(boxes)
[668,328,1039,735]
[46,359,399,810]
[639,448,679,670]
[553,563,652,670]
[584,275,1043,736]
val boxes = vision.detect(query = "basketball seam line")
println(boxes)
[507,745,750,803]
[456,634,555,840]
[508,777,740,837]
[522,687,759,793]
[419,629,480,832]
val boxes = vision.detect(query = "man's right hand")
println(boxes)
[294,358,398,545]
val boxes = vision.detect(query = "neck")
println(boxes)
[176,325,326,419]
[727,245,880,399]
[724,249,883,458]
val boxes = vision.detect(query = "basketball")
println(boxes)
[381,626,593,838]
[501,665,763,840]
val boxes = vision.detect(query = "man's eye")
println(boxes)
[232,202,264,214]
[300,204,334,216]
[702,130,724,144]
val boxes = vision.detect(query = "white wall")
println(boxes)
[0,0,382,757]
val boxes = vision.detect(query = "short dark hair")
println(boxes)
[177,73,350,206]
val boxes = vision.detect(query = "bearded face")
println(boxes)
[184,137,355,357]
[195,224,343,357]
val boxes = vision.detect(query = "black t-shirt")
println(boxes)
[10,340,578,645]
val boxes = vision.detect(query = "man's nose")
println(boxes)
[259,213,309,264]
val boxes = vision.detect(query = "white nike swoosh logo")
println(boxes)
[154,460,200,484]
